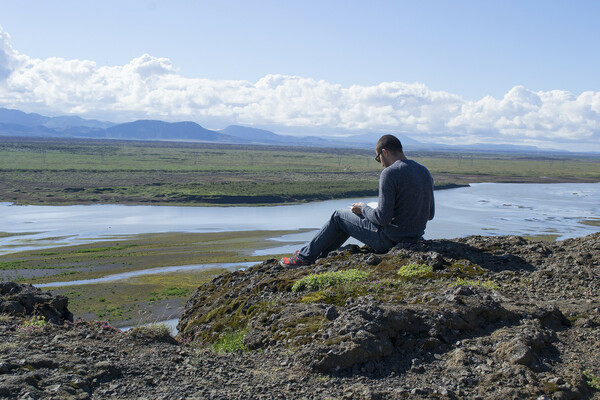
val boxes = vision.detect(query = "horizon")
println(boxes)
[0,1,599,152]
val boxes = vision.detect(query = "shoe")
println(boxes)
[279,251,312,268]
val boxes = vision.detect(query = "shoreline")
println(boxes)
[3,177,598,207]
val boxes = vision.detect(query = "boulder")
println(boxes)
[0,282,73,324]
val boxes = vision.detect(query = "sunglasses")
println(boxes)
[375,150,383,163]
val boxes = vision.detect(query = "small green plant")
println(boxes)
[212,329,248,353]
[584,371,600,391]
[16,315,48,336]
[453,277,500,290]
[292,269,369,292]
[397,263,433,278]
[22,315,47,329]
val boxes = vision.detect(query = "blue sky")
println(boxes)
[0,1,599,151]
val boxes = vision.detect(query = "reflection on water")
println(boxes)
[1,183,599,256]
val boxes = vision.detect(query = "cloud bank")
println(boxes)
[0,26,598,151]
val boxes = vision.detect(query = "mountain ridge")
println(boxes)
[0,106,583,153]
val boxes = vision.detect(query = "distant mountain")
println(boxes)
[0,122,57,137]
[0,108,49,127]
[0,107,114,130]
[220,125,284,143]
[44,115,115,130]
[105,120,239,142]
[0,106,577,153]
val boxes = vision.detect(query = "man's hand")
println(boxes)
[351,202,365,215]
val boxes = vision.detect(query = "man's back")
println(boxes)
[362,159,435,242]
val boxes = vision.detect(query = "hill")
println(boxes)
[1,233,599,399]
[105,120,235,142]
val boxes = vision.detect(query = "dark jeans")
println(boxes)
[298,209,396,262]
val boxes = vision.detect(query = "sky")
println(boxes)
[0,0,599,151]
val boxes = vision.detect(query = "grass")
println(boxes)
[1,230,298,282]
[44,269,226,324]
[1,230,303,326]
[212,329,248,353]
[1,138,597,206]
[292,269,370,292]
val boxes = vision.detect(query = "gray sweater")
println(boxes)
[361,159,435,242]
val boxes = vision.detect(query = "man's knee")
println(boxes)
[331,208,353,224]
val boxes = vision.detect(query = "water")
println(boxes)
[1,182,598,256]
[35,261,257,288]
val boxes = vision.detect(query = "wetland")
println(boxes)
[1,137,598,329]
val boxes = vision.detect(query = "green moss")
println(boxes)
[292,269,369,292]
[397,263,434,279]
[584,371,600,391]
[441,261,486,279]
[300,291,330,304]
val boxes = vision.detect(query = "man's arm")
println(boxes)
[362,167,395,226]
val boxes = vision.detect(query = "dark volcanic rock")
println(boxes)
[0,281,73,323]
[175,233,599,399]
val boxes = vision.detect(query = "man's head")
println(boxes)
[375,135,405,167]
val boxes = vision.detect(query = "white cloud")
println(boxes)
[0,26,598,151]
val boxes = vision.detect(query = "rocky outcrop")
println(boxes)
[0,281,73,323]
[177,233,600,399]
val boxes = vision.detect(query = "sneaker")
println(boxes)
[279,251,312,268]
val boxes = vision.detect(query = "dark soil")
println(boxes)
[1,233,600,399]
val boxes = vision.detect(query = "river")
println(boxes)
[1,182,598,256]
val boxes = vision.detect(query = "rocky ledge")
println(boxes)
[1,233,599,399]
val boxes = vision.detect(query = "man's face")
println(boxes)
[375,148,388,168]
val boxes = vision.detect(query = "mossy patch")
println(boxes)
[441,260,486,279]
[299,283,370,306]
[292,269,370,292]
[397,263,434,279]
[584,371,600,391]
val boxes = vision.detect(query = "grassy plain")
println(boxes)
[0,230,303,326]
[1,137,598,206]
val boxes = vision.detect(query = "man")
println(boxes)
[279,134,435,268]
